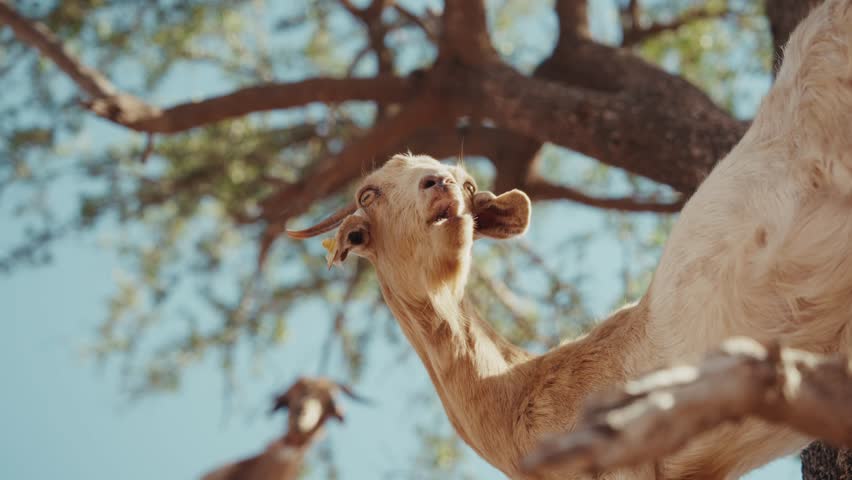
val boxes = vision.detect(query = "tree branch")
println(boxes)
[471,264,539,342]
[260,96,447,225]
[522,337,852,475]
[340,0,393,74]
[0,1,416,133]
[88,75,417,133]
[440,0,498,64]
[621,0,640,33]
[621,6,732,47]
[468,60,746,193]
[801,441,852,479]
[393,4,439,43]
[554,0,590,43]
[524,178,684,213]
[0,0,117,98]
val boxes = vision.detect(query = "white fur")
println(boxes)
[649,1,852,476]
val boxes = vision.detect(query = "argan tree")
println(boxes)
[1,0,844,477]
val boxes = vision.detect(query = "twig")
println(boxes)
[139,133,155,164]
[622,6,732,47]
[346,45,372,77]
[471,264,539,342]
[524,178,684,213]
[318,260,366,373]
[393,4,438,42]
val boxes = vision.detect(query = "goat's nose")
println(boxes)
[419,174,455,190]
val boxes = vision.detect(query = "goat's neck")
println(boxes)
[375,255,660,477]
[376,273,530,450]
[382,282,528,374]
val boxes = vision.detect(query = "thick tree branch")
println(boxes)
[554,0,590,43]
[467,61,746,193]
[522,338,852,475]
[801,442,852,479]
[440,0,498,64]
[524,178,684,213]
[89,75,417,133]
[399,125,534,166]
[5,0,748,196]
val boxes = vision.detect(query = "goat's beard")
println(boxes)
[424,213,474,286]
[430,211,474,250]
[373,216,474,295]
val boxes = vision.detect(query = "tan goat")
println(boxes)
[201,378,360,480]
[288,1,852,478]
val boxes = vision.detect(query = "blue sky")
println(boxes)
[0,1,803,479]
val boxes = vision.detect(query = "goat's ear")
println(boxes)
[326,210,372,268]
[473,189,531,240]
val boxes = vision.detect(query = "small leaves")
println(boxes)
[322,236,338,268]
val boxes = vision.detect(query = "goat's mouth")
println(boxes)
[429,200,463,226]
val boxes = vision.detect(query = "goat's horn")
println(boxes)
[286,202,358,239]
[336,382,373,405]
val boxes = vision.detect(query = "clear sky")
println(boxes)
[0,1,803,479]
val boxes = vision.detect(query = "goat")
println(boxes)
[201,378,361,480]
[287,0,852,478]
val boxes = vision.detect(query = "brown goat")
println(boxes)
[288,1,852,478]
[201,378,360,480]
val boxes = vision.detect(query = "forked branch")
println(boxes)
[522,337,852,475]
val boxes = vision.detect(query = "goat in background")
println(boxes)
[201,378,363,480]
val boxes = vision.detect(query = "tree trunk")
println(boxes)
[802,443,852,480]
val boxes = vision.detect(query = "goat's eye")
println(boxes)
[464,182,476,196]
[359,188,377,207]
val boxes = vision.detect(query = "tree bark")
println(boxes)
[802,442,852,480]
[522,338,852,476]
